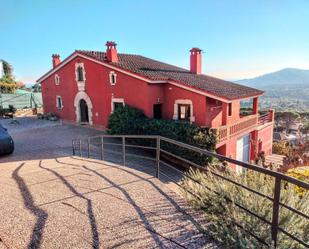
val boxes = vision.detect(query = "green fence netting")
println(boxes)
[0,93,42,109]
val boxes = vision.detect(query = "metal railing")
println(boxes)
[72,135,309,248]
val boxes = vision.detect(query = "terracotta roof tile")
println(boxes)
[77,50,263,100]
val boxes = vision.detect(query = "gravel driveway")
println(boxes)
[0,117,218,249]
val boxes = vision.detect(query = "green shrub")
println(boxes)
[181,167,309,248]
[8,105,16,113]
[107,105,217,165]
[107,105,146,135]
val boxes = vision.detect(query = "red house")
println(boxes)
[37,41,274,167]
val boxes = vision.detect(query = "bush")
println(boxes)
[107,105,217,165]
[45,112,59,121]
[287,166,309,197]
[8,105,16,113]
[181,167,309,248]
[37,113,44,119]
[273,141,293,156]
[0,105,16,116]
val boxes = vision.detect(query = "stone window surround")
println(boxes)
[173,99,195,123]
[74,91,93,125]
[109,71,117,85]
[56,95,63,109]
[55,74,60,85]
[111,97,125,113]
[75,62,86,91]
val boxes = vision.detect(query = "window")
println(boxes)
[228,103,232,116]
[173,99,194,123]
[178,104,190,121]
[56,96,63,109]
[113,102,123,111]
[75,62,86,84]
[111,98,125,112]
[55,74,60,85]
[109,71,117,85]
[77,66,84,81]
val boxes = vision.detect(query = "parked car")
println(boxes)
[0,123,14,155]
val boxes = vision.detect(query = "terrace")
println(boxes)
[216,109,274,146]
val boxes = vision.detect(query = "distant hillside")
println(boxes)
[237,68,309,87]
[236,68,309,112]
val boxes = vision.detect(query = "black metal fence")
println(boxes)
[72,134,309,248]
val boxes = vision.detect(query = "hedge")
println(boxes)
[107,105,217,165]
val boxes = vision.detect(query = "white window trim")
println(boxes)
[56,95,63,109]
[75,62,86,91]
[55,74,60,85]
[111,98,125,113]
[109,71,117,85]
[75,62,86,82]
[173,99,195,123]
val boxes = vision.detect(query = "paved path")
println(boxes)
[0,118,217,249]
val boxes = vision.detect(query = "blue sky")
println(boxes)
[1,0,309,84]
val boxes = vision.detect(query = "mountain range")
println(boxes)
[235,68,309,112]
[237,68,309,87]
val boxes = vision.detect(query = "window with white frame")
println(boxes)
[173,99,195,123]
[111,98,124,112]
[77,66,84,81]
[75,62,86,82]
[109,71,117,85]
[178,104,191,121]
[56,96,63,109]
[55,74,60,85]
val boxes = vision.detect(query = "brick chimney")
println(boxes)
[190,48,202,74]
[106,41,118,63]
[52,54,61,68]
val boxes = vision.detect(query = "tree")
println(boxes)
[0,59,17,93]
[301,123,309,141]
[274,111,284,131]
[273,141,293,156]
[32,83,41,93]
[1,60,13,78]
[281,111,300,132]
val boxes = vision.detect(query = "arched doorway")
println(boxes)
[79,99,89,123]
[74,91,93,125]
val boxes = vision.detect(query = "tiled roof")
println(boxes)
[77,50,264,100]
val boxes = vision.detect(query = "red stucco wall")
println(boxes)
[42,56,165,127]
[162,84,207,126]
[257,123,273,156]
